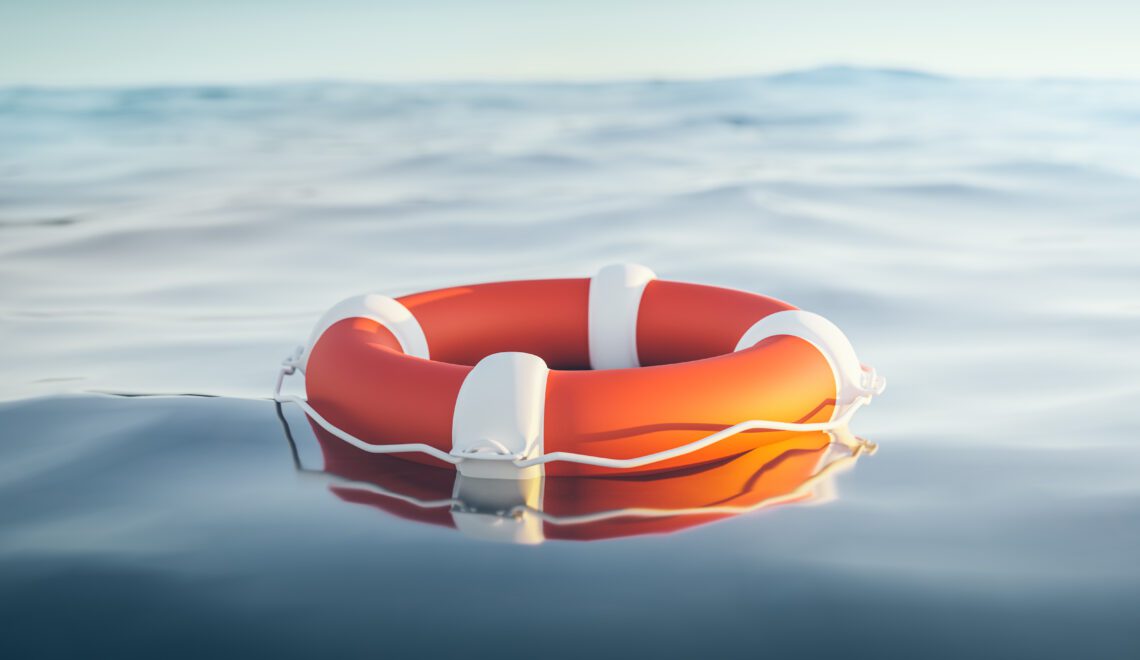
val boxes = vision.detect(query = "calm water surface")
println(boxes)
[1,69,1139,658]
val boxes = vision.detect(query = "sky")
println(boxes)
[2,0,1139,85]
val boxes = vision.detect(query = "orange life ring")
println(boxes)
[276,264,884,478]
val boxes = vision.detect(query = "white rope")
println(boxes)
[513,396,870,469]
[276,392,465,465]
[274,350,882,470]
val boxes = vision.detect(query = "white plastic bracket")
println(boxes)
[588,263,657,370]
[735,310,883,419]
[451,352,549,480]
[300,293,429,371]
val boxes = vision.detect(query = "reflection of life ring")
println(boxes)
[280,407,874,544]
[275,264,884,478]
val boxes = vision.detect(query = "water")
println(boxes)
[1,68,1139,657]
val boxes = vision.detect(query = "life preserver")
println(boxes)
[283,411,873,544]
[275,264,884,478]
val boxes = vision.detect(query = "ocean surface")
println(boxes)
[1,68,1139,658]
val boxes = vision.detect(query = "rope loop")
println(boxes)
[273,350,881,471]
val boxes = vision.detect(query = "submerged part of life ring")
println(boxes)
[278,405,875,544]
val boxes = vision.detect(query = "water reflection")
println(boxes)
[278,404,874,544]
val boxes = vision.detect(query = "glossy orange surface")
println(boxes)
[544,335,834,476]
[306,318,468,467]
[305,278,836,475]
[399,278,590,369]
[637,280,795,365]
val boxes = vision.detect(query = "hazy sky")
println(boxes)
[2,0,1138,85]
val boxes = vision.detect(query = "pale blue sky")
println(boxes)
[2,0,1138,85]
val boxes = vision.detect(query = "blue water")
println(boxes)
[2,68,1139,658]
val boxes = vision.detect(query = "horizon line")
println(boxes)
[3,64,1139,91]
